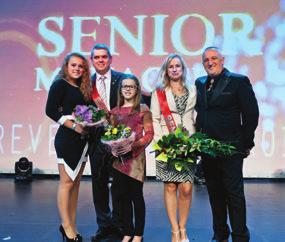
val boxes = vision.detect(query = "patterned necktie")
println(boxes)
[98,76,107,105]
[207,78,215,91]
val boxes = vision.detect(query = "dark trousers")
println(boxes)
[112,169,145,236]
[202,155,250,242]
[89,138,122,230]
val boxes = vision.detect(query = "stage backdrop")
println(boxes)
[1,0,285,177]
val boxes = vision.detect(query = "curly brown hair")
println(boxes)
[57,52,92,101]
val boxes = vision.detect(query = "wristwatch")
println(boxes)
[71,123,77,130]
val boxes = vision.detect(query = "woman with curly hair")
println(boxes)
[46,52,92,242]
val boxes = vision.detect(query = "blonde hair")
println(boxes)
[157,53,188,89]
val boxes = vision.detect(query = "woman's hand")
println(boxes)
[111,144,132,157]
[116,145,132,156]
[74,123,88,135]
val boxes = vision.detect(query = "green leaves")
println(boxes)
[156,152,167,162]
[101,124,132,141]
[153,125,237,172]
[174,163,183,171]
[152,142,161,151]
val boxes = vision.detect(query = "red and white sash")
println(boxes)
[91,85,109,113]
[156,89,177,133]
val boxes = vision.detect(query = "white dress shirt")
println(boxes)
[96,69,111,110]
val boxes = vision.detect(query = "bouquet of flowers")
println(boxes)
[153,126,237,172]
[73,105,106,127]
[101,124,136,160]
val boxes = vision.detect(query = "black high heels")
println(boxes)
[59,225,66,241]
[59,225,82,242]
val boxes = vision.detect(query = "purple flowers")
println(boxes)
[74,105,89,122]
[74,105,105,125]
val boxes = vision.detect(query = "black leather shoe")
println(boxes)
[110,227,124,239]
[91,228,111,242]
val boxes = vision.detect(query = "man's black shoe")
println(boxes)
[91,228,112,242]
[110,227,124,240]
[212,239,229,242]
[194,176,206,185]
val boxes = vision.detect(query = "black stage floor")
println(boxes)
[0,176,284,242]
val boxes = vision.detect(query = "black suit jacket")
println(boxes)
[89,69,126,174]
[92,69,151,108]
[91,69,126,110]
[195,68,259,151]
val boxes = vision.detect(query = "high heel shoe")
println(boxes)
[171,230,180,242]
[132,235,143,242]
[180,228,189,242]
[59,225,66,241]
[76,233,82,241]
[59,225,82,242]
[122,235,133,242]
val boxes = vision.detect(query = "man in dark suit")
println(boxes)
[195,47,259,242]
[89,43,126,242]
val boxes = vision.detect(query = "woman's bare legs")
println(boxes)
[164,182,181,242]
[70,163,85,234]
[57,163,85,239]
[178,182,193,241]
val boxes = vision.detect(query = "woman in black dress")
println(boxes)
[46,52,92,242]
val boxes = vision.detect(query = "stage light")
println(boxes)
[14,157,33,182]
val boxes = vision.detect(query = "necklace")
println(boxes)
[64,79,79,88]
[171,86,185,96]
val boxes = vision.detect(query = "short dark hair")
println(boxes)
[90,43,112,59]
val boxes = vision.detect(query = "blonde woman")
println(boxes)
[151,54,197,242]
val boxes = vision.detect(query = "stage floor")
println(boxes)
[0,177,284,242]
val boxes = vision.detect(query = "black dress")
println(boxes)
[46,78,88,181]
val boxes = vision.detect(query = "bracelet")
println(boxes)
[71,123,77,130]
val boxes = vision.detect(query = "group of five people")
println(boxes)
[46,44,259,242]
